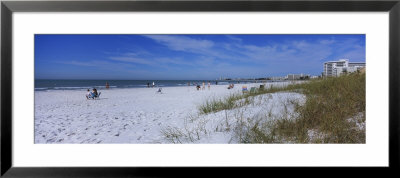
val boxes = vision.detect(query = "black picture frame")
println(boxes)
[1,0,399,177]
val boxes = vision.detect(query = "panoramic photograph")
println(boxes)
[34,34,366,144]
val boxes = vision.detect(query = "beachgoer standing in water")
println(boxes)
[202,82,205,90]
[152,81,155,88]
[105,82,110,89]
[208,82,211,90]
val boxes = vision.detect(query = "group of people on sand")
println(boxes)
[85,82,112,99]
[86,88,100,99]
[193,81,211,91]
[147,82,156,88]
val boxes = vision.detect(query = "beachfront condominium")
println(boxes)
[323,59,365,77]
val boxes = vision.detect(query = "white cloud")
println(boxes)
[109,56,155,65]
[119,35,364,77]
[227,40,333,64]
[143,35,214,52]
[57,60,97,67]
[226,35,243,42]
[320,39,336,45]
[154,57,194,66]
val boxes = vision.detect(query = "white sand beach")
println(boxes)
[35,82,305,144]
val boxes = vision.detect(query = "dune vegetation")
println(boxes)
[243,72,366,143]
[184,71,366,143]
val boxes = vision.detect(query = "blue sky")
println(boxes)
[35,34,365,80]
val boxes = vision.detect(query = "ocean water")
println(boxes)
[34,79,249,91]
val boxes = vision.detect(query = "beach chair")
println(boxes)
[250,87,256,94]
[93,92,101,99]
[242,86,248,93]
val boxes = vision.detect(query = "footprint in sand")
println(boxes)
[46,138,56,143]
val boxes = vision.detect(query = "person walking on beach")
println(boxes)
[202,82,205,90]
[152,81,155,88]
[147,82,150,88]
[208,81,211,90]
[105,82,110,89]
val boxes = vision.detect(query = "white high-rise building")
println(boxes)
[323,59,365,77]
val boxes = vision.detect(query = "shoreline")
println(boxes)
[34,80,290,91]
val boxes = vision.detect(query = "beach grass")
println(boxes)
[197,71,366,143]
[198,93,248,114]
[243,72,366,143]
[274,72,365,143]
